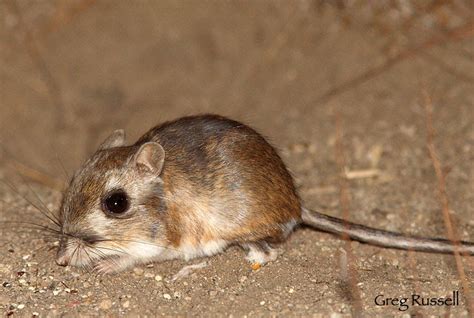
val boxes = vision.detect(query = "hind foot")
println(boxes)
[170,261,208,282]
[241,242,280,268]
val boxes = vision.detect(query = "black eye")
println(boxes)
[103,191,129,215]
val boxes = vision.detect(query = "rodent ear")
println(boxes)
[134,142,165,175]
[98,129,126,150]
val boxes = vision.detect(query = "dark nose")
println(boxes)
[56,238,70,266]
[56,253,70,266]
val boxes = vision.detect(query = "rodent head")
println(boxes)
[56,130,168,271]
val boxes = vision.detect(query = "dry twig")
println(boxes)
[310,21,474,105]
[7,160,63,192]
[422,88,473,315]
[334,111,363,317]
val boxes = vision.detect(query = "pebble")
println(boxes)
[122,300,130,308]
[154,275,163,282]
[133,268,144,275]
[163,293,171,300]
[99,299,112,310]
[260,301,266,305]
[239,276,247,283]
[288,288,295,294]
[17,304,25,310]
[144,273,154,278]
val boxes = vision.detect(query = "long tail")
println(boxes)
[301,208,474,255]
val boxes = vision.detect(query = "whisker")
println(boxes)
[82,247,97,273]
[0,220,60,235]
[70,243,80,269]
[51,145,70,182]
[16,173,61,225]
[93,237,182,253]
[93,245,131,256]
[0,179,60,227]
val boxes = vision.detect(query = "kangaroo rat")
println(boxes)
[56,114,474,273]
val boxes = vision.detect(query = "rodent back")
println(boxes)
[135,115,301,243]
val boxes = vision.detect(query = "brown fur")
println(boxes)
[138,114,301,247]
[57,114,302,270]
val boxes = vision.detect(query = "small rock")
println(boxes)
[122,300,130,308]
[99,299,112,310]
[288,288,295,294]
[154,275,163,282]
[251,263,261,271]
[260,301,266,305]
[163,293,171,300]
[133,268,144,275]
[17,304,25,310]
[239,276,247,283]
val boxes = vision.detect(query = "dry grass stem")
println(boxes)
[8,161,63,191]
[422,88,473,315]
[311,21,474,105]
[344,168,381,179]
[334,111,363,317]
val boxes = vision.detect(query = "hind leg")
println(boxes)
[241,241,280,265]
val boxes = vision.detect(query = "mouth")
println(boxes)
[56,238,127,272]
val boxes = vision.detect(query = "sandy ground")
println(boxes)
[0,1,473,316]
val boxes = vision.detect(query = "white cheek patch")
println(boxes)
[86,210,112,234]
